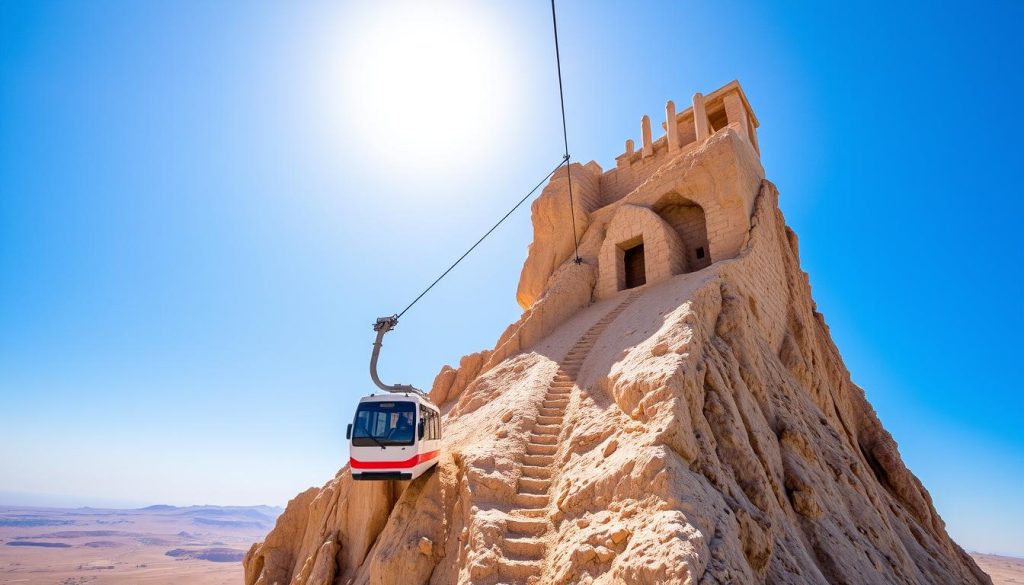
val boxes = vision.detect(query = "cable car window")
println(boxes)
[352,402,416,446]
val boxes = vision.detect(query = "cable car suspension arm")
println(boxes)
[370,315,424,396]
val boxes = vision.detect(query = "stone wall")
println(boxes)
[596,205,686,300]
[653,195,711,272]
[515,82,765,338]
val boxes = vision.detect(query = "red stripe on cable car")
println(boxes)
[350,450,440,470]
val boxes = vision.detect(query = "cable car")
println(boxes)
[347,392,441,481]
[340,0,582,484]
[347,315,442,481]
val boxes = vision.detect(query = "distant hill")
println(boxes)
[136,504,282,522]
[166,547,247,562]
[124,504,283,530]
[5,541,71,548]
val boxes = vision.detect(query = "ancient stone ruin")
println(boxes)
[243,81,990,585]
[517,81,759,308]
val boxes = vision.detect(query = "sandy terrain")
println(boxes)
[972,553,1024,585]
[0,504,279,585]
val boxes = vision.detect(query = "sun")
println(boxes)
[332,1,522,178]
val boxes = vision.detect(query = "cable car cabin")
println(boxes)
[346,393,441,481]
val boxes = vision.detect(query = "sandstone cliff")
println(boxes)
[244,84,988,583]
[243,179,987,584]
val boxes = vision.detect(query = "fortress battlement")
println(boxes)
[517,80,765,308]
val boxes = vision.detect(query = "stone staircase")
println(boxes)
[496,290,641,583]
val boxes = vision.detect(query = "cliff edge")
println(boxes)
[243,84,989,585]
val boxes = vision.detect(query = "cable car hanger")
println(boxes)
[368,0,580,396]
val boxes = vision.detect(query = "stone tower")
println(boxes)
[517,80,763,307]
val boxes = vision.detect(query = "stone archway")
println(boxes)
[653,193,711,273]
[596,205,686,300]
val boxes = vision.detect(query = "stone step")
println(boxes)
[522,454,553,467]
[529,433,558,445]
[520,465,553,479]
[532,424,560,435]
[496,558,542,579]
[504,537,546,558]
[542,399,569,409]
[511,506,549,518]
[518,477,552,494]
[515,492,550,508]
[526,443,557,456]
[535,415,562,426]
[505,516,550,537]
[545,389,571,397]
[538,408,563,418]
[548,381,574,388]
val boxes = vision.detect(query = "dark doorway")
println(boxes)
[623,244,646,290]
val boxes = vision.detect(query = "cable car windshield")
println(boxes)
[352,401,416,446]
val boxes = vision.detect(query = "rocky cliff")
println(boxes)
[243,108,988,584]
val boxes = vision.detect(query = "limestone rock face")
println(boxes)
[244,83,988,584]
[244,182,987,585]
[516,162,602,310]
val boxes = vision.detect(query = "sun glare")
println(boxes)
[333,2,522,178]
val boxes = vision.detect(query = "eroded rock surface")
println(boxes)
[245,83,988,585]
[245,182,987,584]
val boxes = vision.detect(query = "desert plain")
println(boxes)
[0,503,1020,583]
[0,504,278,585]
[971,554,1024,585]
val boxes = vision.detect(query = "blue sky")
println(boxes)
[1,0,1022,556]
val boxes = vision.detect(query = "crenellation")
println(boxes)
[693,92,710,142]
[665,100,679,152]
[640,115,654,158]
[600,81,759,207]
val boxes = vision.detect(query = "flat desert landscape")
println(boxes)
[0,504,279,584]
[1,503,1020,584]
[972,553,1024,585]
